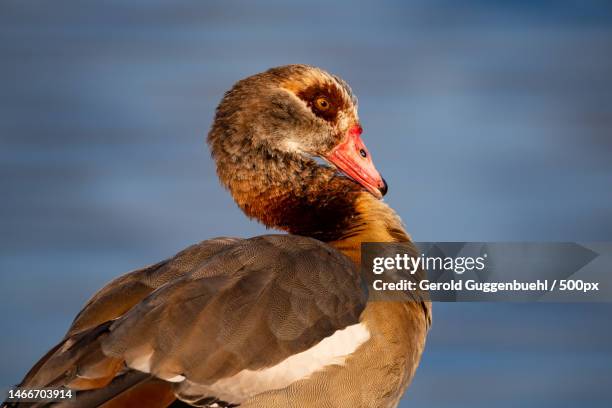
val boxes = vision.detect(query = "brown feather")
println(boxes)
[8,65,430,408]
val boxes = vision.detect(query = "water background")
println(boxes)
[1,1,612,406]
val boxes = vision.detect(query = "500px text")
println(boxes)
[373,279,599,293]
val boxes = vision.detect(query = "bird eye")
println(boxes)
[314,96,330,111]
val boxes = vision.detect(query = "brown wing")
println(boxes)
[69,237,243,337]
[16,237,241,391]
[14,235,365,407]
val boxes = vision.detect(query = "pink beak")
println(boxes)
[326,125,387,199]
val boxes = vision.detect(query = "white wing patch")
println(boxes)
[127,350,153,373]
[165,374,187,383]
[125,348,185,383]
[202,323,371,402]
[123,323,370,402]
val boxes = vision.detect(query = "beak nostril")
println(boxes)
[327,128,383,199]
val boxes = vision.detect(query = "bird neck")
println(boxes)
[328,193,410,264]
[219,148,410,255]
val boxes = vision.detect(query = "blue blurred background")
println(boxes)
[1,1,611,407]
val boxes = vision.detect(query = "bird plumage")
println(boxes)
[6,65,430,408]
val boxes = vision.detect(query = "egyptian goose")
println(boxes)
[7,65,431,408]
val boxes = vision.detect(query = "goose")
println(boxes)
[6,64,431,408]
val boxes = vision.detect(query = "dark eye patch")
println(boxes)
[296,83,348,123]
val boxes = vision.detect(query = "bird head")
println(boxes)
[208,65,387,202]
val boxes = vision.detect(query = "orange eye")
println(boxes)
[314,96,330,111]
